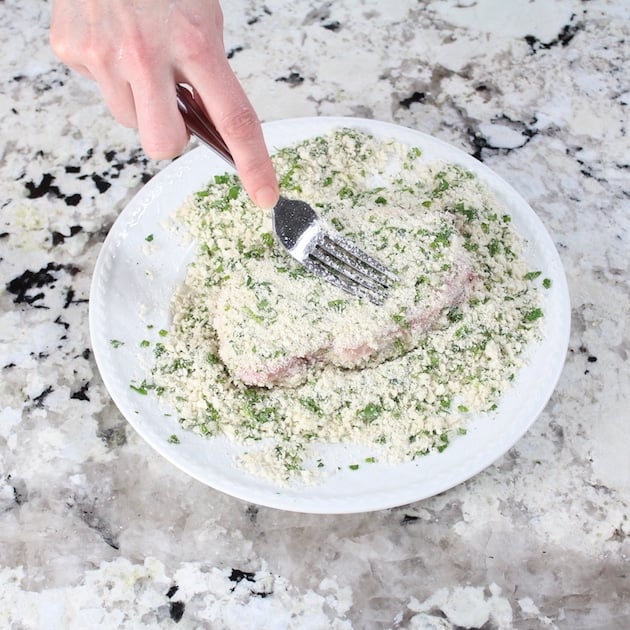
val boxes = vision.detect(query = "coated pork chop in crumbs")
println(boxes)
[213,205,476,388]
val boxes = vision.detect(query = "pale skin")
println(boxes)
[49,0,279,208]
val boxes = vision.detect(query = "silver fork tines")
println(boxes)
[308,232,397,304]
[319,232,397,287]
[272,196,398,304]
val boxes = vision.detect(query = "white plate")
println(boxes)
[89,117,570,514]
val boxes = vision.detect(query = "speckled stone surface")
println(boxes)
[1,1,629,628]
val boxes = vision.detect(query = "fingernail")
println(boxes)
[255,186,279,208]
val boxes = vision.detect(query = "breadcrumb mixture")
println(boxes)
[150,129,544,482]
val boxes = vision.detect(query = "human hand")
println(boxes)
[50,0,279,208]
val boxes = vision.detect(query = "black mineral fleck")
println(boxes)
[169,601,185,623]
[6,263,64,306]
[275,72,304,87]
[25,173,61,199]
[399,91,426,109]
[70,382,90,401]
[229,569,256,586]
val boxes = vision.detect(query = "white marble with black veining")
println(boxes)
[1,1,629,628]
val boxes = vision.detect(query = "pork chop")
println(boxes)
[212,207,475,388]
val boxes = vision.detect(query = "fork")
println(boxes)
[175,84,398,304]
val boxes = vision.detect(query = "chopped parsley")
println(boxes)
[524,271,542,280]
[523,308,544,322]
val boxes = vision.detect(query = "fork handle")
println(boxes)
[175,84,236,169]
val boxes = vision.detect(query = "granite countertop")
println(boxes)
[1,0,628,628]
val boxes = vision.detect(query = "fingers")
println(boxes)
[50,1,138,128]
[93,75,138,129]
[49,0,278,207]
[189,66,279,208]
[170,2,278,206]
[129,72,189,160]
[50,0,188,158]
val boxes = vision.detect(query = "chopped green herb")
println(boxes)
[140,339,150,348]
[432,173,450,196]
[543,278,552,289]
[447,308,463,323]
[331,217,345,231]
[299,397,323,416]
[393,338,407,355]
[349,464,360,471]
[338,185,354,199]
[205,403,220,424]
[523,308,544,322]
[437,433,450,452]
[261,232,275,248]
[488,239,501,257]
[289,266,308,279]
[431,226,453,249]
[392,313,409,328]
[110,339,124,348]
[327,299,346,312]
[524,271,542,280]
[168,434,180,444]
[145,234,154,242]
[454,202,477,221]
[243,306,264,323]
[358,402,383,424]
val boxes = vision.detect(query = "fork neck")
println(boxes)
[176,84,236,169]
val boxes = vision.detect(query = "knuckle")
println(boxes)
[172,7,224,63]
[48,31,66,58]
[142,133,188,161]
[172,27,212,65]
[120,38,155,76]
[238,154,272,180]
[112,111,137,129]
[220,107,260,141]
[50,31,89,64]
